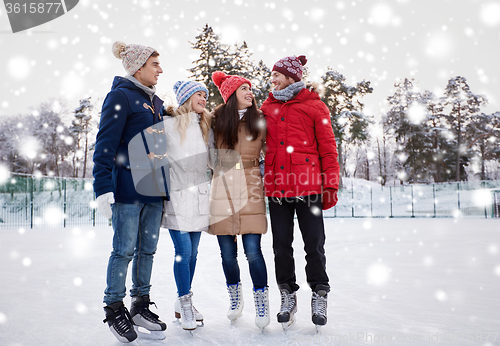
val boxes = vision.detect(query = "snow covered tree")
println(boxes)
[251,60,272,107]
[421,91,454,182]
[383,78,431,183]
[30,100,73,177]
[188,25,272,110]
[188,24,233,109]
[467,112,500,180]
[443,76,487,181]
[69,97,94,178]
[374,121,395,186]
[321,68,373,186]
[0,115,32,174]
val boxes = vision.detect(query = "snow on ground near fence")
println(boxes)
[1,218,499,346]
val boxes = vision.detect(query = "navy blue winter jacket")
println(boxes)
[93,76,168,204]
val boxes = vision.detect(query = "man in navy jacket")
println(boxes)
[93,41,168,343]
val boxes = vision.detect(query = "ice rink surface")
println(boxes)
[1,218,499,346]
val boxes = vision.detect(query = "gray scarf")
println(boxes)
[271,81,306,102]
[124,75,156,102]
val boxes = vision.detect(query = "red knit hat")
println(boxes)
[272,55,307,82]
[212,71,252,103]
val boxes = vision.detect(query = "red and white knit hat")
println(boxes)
[272,55,307,82]
[212,71,252,103]
[112,41,156,76]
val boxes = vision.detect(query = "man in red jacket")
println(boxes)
[260,55,340,330]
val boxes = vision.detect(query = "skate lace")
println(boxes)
[312,293,327,316]
[139,301,161,323]
[103,307,134,336]
[180,294,195,321]
[227,284,241,310]
[253,290,268,318]
[279,290,295,313]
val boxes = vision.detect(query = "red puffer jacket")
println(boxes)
[261,87,340,198]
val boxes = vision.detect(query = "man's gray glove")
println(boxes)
[96,192,114,219]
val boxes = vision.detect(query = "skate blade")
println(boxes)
[134,326,166,340]
[197,320,205,327]
[281,316,296,332]
[315,325,323,334]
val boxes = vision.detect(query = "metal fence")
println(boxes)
[0,176,109,229]
[1,176,499,229]
[323,179,500,219]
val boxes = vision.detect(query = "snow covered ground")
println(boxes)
[1,218,499,346]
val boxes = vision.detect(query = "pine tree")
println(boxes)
[421,91,453,182]
[251,60,272,107]
[467,112,500,180]
[187,24,234,110]
[321,68,373,186]
[443,76,487,181]
[383,78,430,183]
[70,97,94,178]
[188,25,269,110]
[30,100,72,176]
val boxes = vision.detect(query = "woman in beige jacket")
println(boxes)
[208,71,269,331]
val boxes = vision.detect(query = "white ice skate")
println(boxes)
[174,292,204,327]
[253,287,270,332]
[227,282,244,324]
[178,292,197,335]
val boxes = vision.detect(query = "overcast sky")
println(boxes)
[1,0,499,120]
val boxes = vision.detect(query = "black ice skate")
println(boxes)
[103,301,137,343]
[277,284,297,331]
[130,295,167,340]
[311,285,328,333]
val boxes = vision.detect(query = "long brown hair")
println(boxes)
[212,92,262,150]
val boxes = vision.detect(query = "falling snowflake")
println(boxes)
[369,3,394,26]
[8,56,31,80]
[22,257,32,267]
[480,2,500,26]
[75,302,88,314]
[310,205,321,216]
[367,263,390,285]
[435,290,448,302]
[0,163,10,185]
[44,206,64,225]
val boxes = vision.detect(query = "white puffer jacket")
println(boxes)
[161,112,211,232]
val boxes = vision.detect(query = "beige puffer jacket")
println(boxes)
[208,115,267,235]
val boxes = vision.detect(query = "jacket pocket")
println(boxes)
[265,153,275,166]
[264,153,275,190]
[198,183,210,215]
[290,153,321,188]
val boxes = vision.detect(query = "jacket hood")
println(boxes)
[305,81,324,98]
[110,76,139,91]
[164,105,176,116]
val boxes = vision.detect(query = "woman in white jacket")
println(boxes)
[161,80,211,332]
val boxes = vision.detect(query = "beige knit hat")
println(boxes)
[112,41,156,76]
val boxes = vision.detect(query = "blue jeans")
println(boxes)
[217,234,268,289]
[168,230,202,297]
[103,202,163,305]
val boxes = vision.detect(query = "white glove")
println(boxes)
[96,192,115,219]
